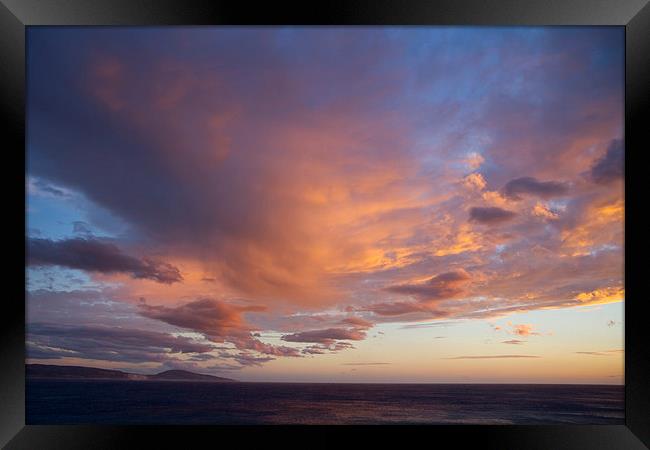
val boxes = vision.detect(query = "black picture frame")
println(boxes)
[2,1,648,448]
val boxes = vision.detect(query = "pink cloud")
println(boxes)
[137,298,303,358]
[339,316,374,329]
[502,339,526,345]
[509,324,540,337]
[281,328,367,344]
[385,270,471,303]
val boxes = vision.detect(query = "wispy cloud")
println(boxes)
[341,362,391,366]
[281,328,366,344]
[445,355,540,360]
[501,339,526,345]
[575,349,623,356]
[400,321,458,330]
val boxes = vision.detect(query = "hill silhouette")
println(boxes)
[26,364,236,382]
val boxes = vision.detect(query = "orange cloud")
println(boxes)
[575,287,624,306]
[434,224,484,257]
[532,202,559,220]
[463,173,487,191]
[509,324,539,337]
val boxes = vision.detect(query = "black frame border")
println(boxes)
[1,1,649,448]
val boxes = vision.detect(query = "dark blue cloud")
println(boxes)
[503,177,569,200]
[27,237,182,284]
[469,206,517,224]
[26,322,214,363]
[591,139,624,184]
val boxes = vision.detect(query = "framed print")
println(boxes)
[1,0,649,448]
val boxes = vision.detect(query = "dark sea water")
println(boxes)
[26,380,624,425]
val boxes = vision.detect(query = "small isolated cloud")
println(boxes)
[575,349,623,356]
[503,177,569,200]
[340,362,391,366]
[509,323,541,337]
[27,237,183,284]
[469,206,516,224]
[401,321,457,329]
[591,139,624,184]
[502,339,526,345]
[445,355,540,360]
[281,327,366,344]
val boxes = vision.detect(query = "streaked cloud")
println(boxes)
[575,349,623,356]
[341,362,391,366]
[502,339,526,345]
[509,324,540,337]
[445,355,541,360]
[281,328,366,344]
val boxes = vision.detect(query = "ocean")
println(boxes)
[26,380,624,425]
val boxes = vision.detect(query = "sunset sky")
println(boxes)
[26,27,624,383]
